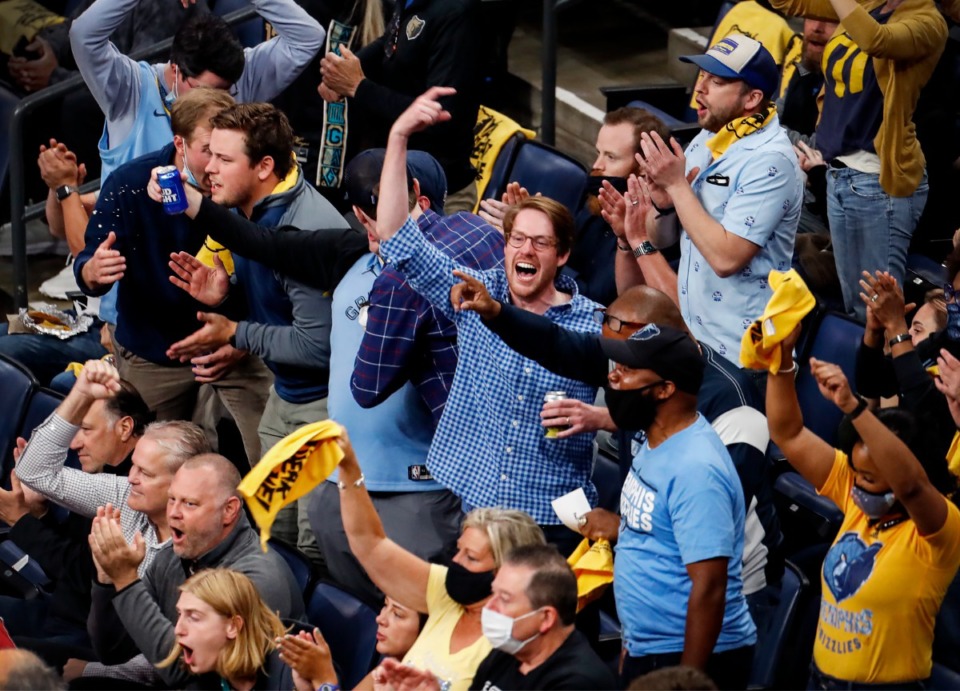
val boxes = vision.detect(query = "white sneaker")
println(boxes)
[39,257,81,300]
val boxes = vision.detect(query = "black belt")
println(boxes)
[828,159,848,169]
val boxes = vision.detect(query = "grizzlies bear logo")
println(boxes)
[823,533,882,603]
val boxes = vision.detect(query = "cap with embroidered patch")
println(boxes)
[680,33,779,99]
[600,324,704,395]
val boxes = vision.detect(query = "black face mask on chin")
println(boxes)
[605,384,662,432]
[444,561,495,605]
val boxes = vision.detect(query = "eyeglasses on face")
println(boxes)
[593,308,647,334]
[506,231,557,251]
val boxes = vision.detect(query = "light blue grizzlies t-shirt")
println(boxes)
[615,414,757,656]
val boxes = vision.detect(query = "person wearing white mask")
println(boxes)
[376,544,616,690]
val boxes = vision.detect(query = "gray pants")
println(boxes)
[112,332,271,468]
[257,387,328,567]
[308,482,462,605]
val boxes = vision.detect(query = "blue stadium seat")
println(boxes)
[749,560,808,689]
[0,354,38,485]
[0,539,51,599]
[305,582,379,688]
[931,662,960,690]
[211,0,264,48]
[795,311,865,447]
[481,139,588,215]
[268,537,315,595]
[478,131,526,204]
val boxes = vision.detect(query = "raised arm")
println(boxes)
[148,172,367,288]
[375,87,454,241]
[765,329,837,489]
[234,0,325,102]
[69,0,147,136]
[335,433,430,612]
[811,358,949,536]
[17,361,130,516]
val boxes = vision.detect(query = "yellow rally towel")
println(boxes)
[238,420,344,550]
[196,239,234,275]
[471,106,536,212]
[740,268,816,374]
[567,538,614,612]
[946,432,960,480]
[0,0,65,55]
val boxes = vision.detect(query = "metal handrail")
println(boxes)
[7,6,258,308]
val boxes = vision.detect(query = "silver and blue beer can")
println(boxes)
[157,165,188,215]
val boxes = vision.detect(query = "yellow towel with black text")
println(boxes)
[238,420,344,550]
[740,268,816,373]
[567,538,614,612]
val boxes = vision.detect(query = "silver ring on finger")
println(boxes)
[566,417,571,426]
[578,515,587,528]
[871,294,879,302]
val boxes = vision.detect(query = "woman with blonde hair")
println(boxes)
[159,568,292,690]
[334,432,546,691]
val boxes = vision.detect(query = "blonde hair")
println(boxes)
[460,508,545,567]
[159,569,287,679]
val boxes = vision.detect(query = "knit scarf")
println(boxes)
[705,103,777,160]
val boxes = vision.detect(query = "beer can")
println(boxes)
[157,165,189,215]
[543,390,569,439]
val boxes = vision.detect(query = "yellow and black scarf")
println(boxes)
[705,103,777,160]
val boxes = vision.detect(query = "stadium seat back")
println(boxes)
[306,582,379,688]
[749,560,807,689]
[795,311,864,447]
[0,354,38,485]
[492,140,589,214]
[268,537,315,595]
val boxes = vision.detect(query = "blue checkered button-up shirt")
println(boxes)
[351,209,505,427]
[380,215,602,524]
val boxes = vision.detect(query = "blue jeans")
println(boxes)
[0,320,107,385]
[826,166,928,321]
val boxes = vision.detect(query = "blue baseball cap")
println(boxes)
[344,148,447,216]
[680,33,779,99]
[600,324,704,394]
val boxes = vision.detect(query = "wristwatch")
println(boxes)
[55,185,78,202]
[632,241,658,258]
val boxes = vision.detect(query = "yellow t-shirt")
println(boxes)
[402,564,492,691]
[814,450,960,683]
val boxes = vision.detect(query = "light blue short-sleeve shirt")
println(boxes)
[678,113,802,364]
[615,415,757,656]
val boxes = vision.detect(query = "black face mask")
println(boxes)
[444,561,494,605]
[586,175,629,196]
[605,382,662,432]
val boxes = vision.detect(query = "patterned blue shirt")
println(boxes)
[679,112,802,365]
[351,209,505,427]
[380,216,602,523]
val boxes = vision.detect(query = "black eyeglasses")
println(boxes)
[506,231,557,251]
[593,308,646,334]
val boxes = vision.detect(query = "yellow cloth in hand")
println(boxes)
[196,239,234,275]
[0,0,65,55]
[740,268,816,374]
[471,106,536,212]
[946,432,960,480]
[567,538,614,612]
[238,420,344,550]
